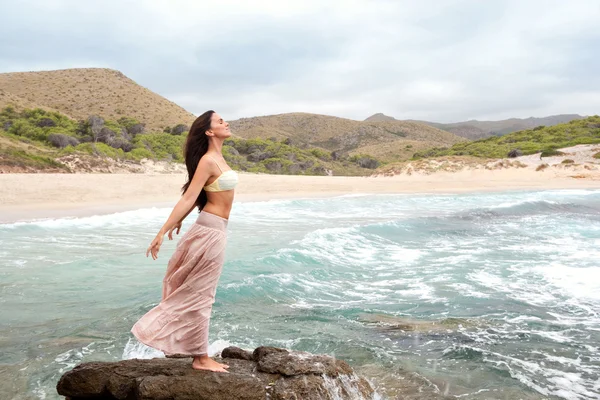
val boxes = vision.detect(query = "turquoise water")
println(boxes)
[1,190,600,399]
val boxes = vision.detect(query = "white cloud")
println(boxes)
[0,0,598,122]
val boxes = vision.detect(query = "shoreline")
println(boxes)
[2,171,600,223]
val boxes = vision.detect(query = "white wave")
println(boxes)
[467,271,506,290]
[2,207,171,230]
[531,330,575,344]
[207,339,233,357]
[487,199,559,209]
[395,282,444,302]
[505,315,543,323]
[289,299,314,309]
[455,345,599,399]
[450,283,491,298]
[122,337,165,360]
[541,189,600,197]
[535,263,600,302]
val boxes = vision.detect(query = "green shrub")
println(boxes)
[413,116,600,159]
[0,106,383,176]
[540,149,565,157]
[0,147,68,170]
[130,147,154,160]
[48,133,79,148]
[310,148,332,161]
[350,154,380,169]
[133,133,186,161]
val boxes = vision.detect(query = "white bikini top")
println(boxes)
[203,156,239,192]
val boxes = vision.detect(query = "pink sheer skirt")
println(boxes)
[131,211,228,356]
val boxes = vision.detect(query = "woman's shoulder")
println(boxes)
[199,153,217,164]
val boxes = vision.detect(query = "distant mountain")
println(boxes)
[364,113,397,122]
[366,113,586,139]
[413,115,586,139]
[0,68,195,130]
[411,115,600,159]
[230,112,465,162]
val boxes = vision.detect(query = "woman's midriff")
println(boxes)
[203,191,235,220]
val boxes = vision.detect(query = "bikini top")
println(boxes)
[203,156,239,192]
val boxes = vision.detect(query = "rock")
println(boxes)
[128,123,145,136]
[507,149,523,158]
[96,127,116,144]
[222,346,253,361]
[247,144,267,154]
[56,346,376,400]
[171,124,189,135]
[355,156,379,169]
[313,166,328,175]
[299,160,314,169]
[287,163,301,174]
[359,313,479,332]
[225,145,240,156]
[257,350,339,376]
[331,150,345,161]
[110,137,133,152]
[252,346,288,362]
[247,151,272,162]
[264,160,283,172]
[48,133,79,148]
[37,117,56,128]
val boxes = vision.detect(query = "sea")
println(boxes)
[1,189,599,399]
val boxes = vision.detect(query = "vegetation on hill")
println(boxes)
[0,68,196,131]
[0,106,380,175]
[365,112,585,139]
[229,112,465,163]
[412,114,585,140]
[412,116,600,159]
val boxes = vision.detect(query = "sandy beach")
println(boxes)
[2,165,600,223]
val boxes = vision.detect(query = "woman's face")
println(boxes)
[208,113,231,139]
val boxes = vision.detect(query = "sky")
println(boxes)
[0,0,599,122]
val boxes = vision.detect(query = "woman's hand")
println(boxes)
[168,222,182,240]
[146,232,165,260]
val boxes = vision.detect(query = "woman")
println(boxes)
[131,110,238,373]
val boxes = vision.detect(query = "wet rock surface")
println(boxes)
[56,346,377,400]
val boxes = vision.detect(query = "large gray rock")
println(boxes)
[247,151,272,162]
[56,346,376,400]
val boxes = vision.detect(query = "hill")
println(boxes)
[364,113,396,122]
[365,113,585,139]
[412,115,600,159]
[0,106,379,175]
[230,112,465,163]
[413,115,585,139]
[0,68,195,131]
[421,114,585,139]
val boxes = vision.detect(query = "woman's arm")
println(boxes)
[166,201,197,240]
[146,157,215,259]
[179,202,196,222]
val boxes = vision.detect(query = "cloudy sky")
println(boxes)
[0,0,599,122]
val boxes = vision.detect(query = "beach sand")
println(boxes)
[1,166,600,223]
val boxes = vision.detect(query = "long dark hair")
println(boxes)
[182,110,215,211]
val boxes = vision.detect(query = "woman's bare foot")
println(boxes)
[192,355,229,373]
